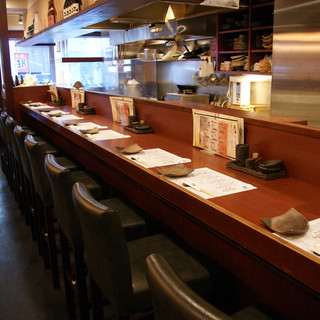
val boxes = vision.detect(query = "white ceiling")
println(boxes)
[6,0,27,31]
[6,0,27,13]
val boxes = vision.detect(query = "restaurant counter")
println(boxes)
[17,88,320,319]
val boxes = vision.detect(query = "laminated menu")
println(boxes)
[109,96,135,126]
[192,109,244,159]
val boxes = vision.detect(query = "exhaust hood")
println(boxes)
[84,0,240,59]
[86,0,239,30]
[109,14,217,46]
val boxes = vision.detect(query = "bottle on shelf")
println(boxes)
[14,75,20,87]
[34,12,41,33]
[20,74,24,85]
[48,0,56,27]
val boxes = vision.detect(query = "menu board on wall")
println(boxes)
[192,109,244,159]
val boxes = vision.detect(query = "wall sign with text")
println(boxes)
[14,53,29,72]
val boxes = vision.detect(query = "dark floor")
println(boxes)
[0,169,69,320]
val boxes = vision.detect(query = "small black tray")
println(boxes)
[76,109,96,115]
[124,126,154,134]
[226,161,286,180]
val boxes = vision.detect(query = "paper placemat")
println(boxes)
[275,218,320,259]
[168,167,256,199]
[124,148,191,168]
[31,105,54,110]
[53,114,84,121]
[86,130,130,141]
[69,122,108,131]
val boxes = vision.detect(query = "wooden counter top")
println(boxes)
[19,100,320,319]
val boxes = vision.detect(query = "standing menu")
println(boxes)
[192,109,244,159]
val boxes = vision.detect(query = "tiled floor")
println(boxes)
[0,169,69,319]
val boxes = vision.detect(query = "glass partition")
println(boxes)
[54,32,157,98]
[9,39,54,85]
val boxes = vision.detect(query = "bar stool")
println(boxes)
[5,117,29,219]
[5,116,23,196]
[1,113,15,189]
[146,253,276,320]
[0,112,9,179]
[24,133,78,289]
[14,125,43,243]
[45,153,148,320]
[72,182,211,320]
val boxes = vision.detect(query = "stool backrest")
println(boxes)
[24,134,53,207]
[146,253,233,320]
[0,111,8,143]
[5,117,19,161]
[44,153,82,247]
[14,125,32,180]
[72,182,134,316]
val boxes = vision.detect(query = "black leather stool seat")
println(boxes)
[129,234,211,312]
[25,134,78,207]
[14,125,45,182]
[100,198,148,242]
[72,182,211,320]
[146,253,276,320]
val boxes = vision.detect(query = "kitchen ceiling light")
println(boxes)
[18,14,23,24]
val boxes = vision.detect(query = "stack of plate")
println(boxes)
[233,34,248,51]
[231,54,248,71]
[262,33,273,49]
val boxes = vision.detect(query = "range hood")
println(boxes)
[86,0,239,30]
[109,14,217,46]
[87,0,240,58]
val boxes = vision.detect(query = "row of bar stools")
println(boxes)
[45,153,149,320]
[24,133,79,289]
[1,112,150,318]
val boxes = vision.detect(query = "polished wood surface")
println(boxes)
[18,91,320,319]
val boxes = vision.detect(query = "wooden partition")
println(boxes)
[80,88,318,186]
